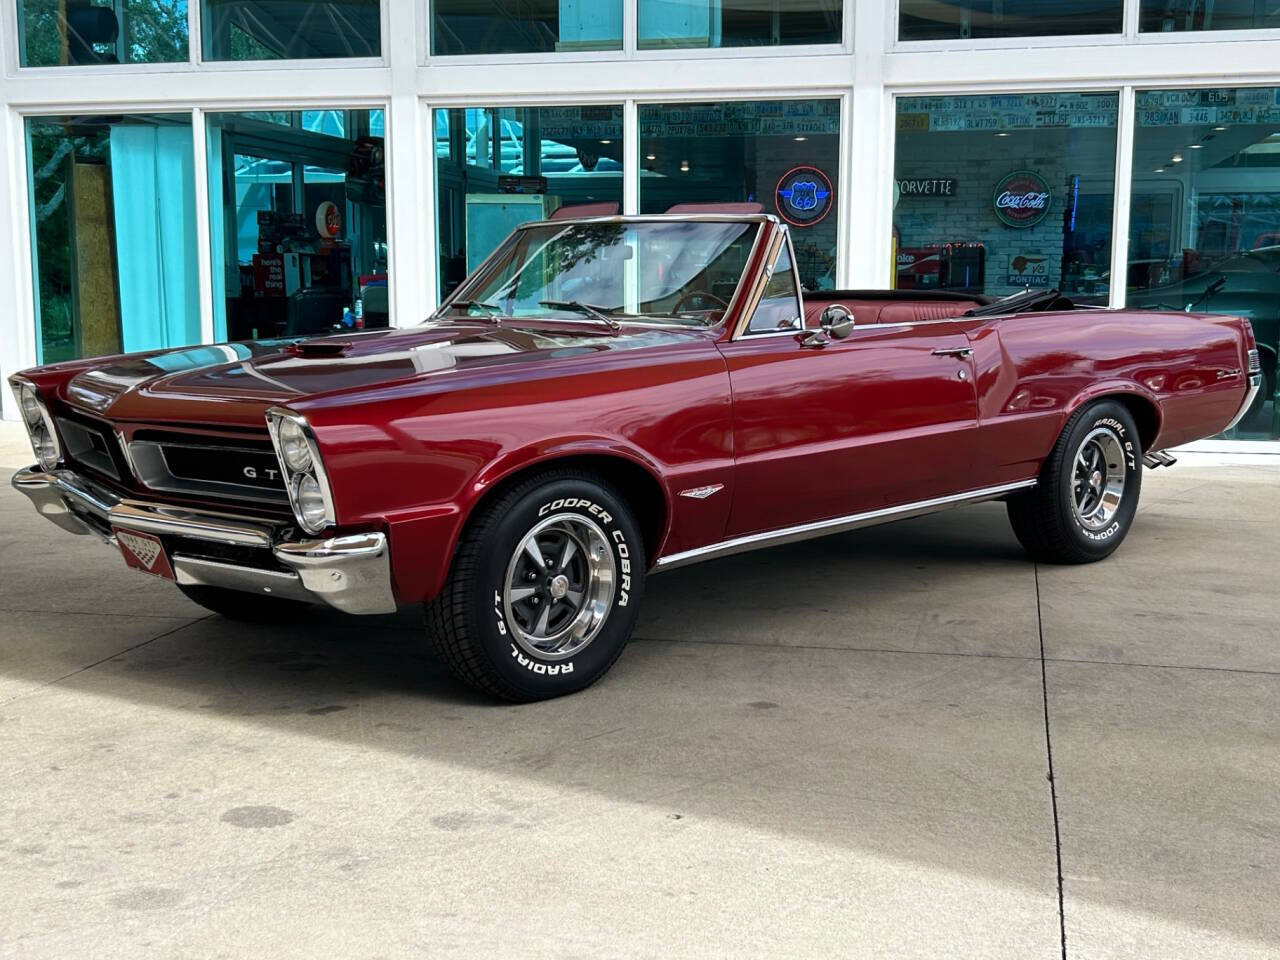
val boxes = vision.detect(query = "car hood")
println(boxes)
[63,321,713,425]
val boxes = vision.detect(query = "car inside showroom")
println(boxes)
[1,2,1278,958]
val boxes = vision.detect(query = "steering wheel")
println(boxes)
[673,290,730,314]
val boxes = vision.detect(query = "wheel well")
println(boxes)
[1101,393,1160,452]
[468,454,669,563]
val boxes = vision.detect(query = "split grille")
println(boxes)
[128,433,290,505]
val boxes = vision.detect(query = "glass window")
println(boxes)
[432,0,622,55]
[206,110,389,341]
[445,219,760,326]
[1139,1,1280,32]
[1127,87,1280,439]
[899,1,1122,41]
[638,0,841,49]
[748,244,802,333]
[435,105,623,300]
[639,99,840,291]
[19,0,188,66]
[201,0,380,60]
[26,114,199,364]
[893,93,1119,299]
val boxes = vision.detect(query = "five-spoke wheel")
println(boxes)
[1071,427,1127,533]
[503,514,615,660]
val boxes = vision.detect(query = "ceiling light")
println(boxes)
[1189,144,1203,149]
[599,139,612,144]
[1171,153,1183,163]
[995,132,1010,137]
[645,153,656,161]
[1213,125,1227,132]
[793,136,807,142]
[1154,168,1165,173]
[680,160,690,172]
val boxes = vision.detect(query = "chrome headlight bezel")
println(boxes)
[9,376,62,471]
[266,408,335,535]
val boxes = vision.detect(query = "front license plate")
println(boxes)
[113,527,176,581]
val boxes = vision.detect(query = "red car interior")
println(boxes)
[802,291,983,328]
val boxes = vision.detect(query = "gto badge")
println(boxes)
[679,484,724,500]
[243,465,280,481]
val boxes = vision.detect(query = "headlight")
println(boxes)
[32,422,59,470]
[277,417,313,473]
[266,408,335,535]
[10,378,61,470]
[19,384,42,426]
[294,474,328,530]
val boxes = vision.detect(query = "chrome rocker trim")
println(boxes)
[653,479,1038,572]
[11,465,396,616]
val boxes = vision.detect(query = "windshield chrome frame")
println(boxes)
[433,214,776,332]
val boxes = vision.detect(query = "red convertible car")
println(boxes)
[10,214,1262,700]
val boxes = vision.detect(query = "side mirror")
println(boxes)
[820,304,855,339]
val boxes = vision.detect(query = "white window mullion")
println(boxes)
[190,107,217,344]
[623,0,638,56]
[0,106,36,417]
[1109,85,1136,310]
[846,0,890,288]
[388,0,426,320]
[189,0,203,64]
[835,91,853,288]
[413,98,438,312]
[1123,0,1142,39]
[623,99,638,215]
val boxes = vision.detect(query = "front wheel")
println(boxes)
[1007,400,1143,564]
[425,470,645,702]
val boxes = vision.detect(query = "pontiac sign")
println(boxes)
[992,170,1052,228]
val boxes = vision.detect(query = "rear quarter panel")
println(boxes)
[963,309,1247,485]
[295,337,734,605]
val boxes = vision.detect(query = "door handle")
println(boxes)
[932,347,973,359]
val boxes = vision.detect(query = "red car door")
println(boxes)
[717,241,980,537]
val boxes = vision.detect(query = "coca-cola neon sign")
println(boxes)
[992,170,1052,228]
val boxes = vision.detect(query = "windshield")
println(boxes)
[439,219,762,326]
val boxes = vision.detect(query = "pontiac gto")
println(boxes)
[9,214,1262,700]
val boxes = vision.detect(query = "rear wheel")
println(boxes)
[1007,400,1143,564]
[425,470,644,702]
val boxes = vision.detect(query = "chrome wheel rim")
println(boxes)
[1071,427,1127,531]
[503,513,615,661]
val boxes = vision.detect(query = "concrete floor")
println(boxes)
[0,442,1276,957]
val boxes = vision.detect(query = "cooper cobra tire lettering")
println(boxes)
[538,498,612,524]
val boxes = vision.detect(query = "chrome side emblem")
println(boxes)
[679,484,724,500]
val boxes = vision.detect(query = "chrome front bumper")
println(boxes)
[11,466,397,615]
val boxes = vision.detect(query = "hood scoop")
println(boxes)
[293,340,352,358]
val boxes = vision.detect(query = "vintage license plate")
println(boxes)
[113,527,176,581]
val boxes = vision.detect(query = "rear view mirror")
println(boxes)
[820,304,855,339]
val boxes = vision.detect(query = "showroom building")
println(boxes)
[2,0,1279,443]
